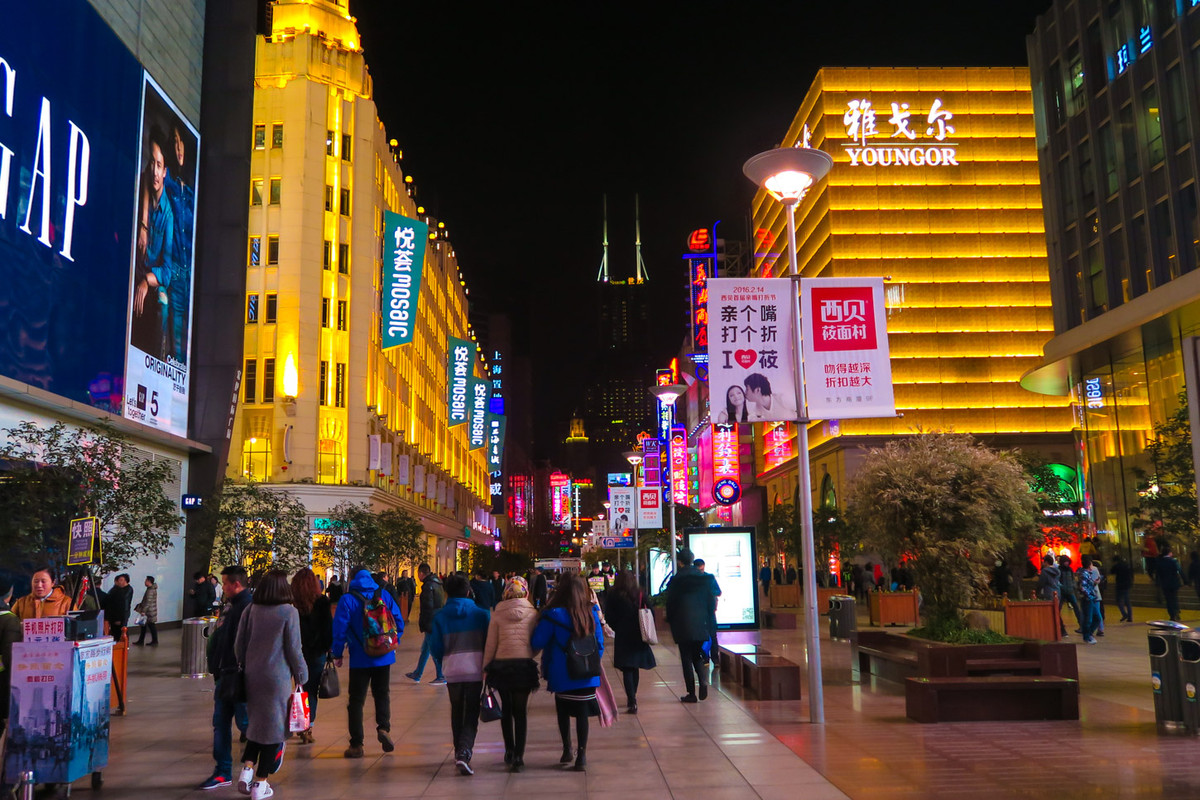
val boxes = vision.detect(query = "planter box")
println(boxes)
[770,584,800,608]
[869,589,920,626]
[815,587,842,613]
[1004,598,1062,642]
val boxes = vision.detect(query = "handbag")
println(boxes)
[288,687,310,733]
[318,655,340,699]
[480,681,502,723]
[217,667,247,703]
[638,607,659,645]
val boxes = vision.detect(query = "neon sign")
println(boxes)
[508,474,529,526]
[670,425,688,506]
[550,472,571,528]
[712,423,740,506]
[763,422,793,472]
[840,98,959,167]
[1083,377,1104,409]
[688,228,710,251]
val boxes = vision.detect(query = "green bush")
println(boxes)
[908,618,1019,645]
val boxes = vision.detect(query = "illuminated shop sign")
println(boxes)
[763,422,793,472]
[550,471,571,528]
[508,474,529,526]
[688,257,712,351]
[839,98,958,167]
[670,425,688,506]
[447,336,471,426]
[607,472,631,486]
[1084,377,1104,409]
[642,438,661,488]
[712,423,740,506]
[469,377,488,450]
[382,211,427,348]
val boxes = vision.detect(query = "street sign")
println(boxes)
[599,537,636,549]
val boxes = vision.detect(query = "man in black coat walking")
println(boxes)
[103,574,134,642]
[666,549,719,703]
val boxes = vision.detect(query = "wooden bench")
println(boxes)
[763,610,797,629]
[718,643,769,687]
[905,675,1079,723]
[856,639,921,683]
[742,654,802,700]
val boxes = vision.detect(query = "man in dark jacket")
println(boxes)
[189,571,215,618]
[1158,544,1184,622]
[469,569,495,611]
[1111,555,1134,622]
[396,569,417,619]
[532,567,548,609]
[196,566,251,791]
[490,570,504,608]
[666,549,718,703]
[103,573,134,642]
[332,568,405,758]
[405,563,446,684]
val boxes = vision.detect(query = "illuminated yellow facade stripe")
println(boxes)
[750,67,1073,479]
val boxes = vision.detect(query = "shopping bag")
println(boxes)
[288,688,310,733]
[318,656,340,699]
[638,607,659,645]
[597,667,618,728]
[479,681,502,723]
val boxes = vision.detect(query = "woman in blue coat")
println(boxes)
[530,573,603,771]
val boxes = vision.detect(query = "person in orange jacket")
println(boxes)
[11,567,72,620]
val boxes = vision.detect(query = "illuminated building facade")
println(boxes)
[750,67,1076,512]
[1024,0,1200,557]
[229,0,494,576]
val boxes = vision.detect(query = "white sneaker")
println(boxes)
[251,781,274,800]
[237,766,253,795]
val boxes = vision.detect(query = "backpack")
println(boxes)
[551,616,600,680]
[351,589,398,658]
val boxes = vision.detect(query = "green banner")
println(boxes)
[382,211,427,348]
[469,377,489,450]
[447,336,472,427]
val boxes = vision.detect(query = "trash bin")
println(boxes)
[828,595,856,641]
[181,616,215,678]
[1179,630,1200,733]
[1148,620,1189,731]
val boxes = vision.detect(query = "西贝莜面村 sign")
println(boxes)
[706,278,799,424]
[800,277,895,420]
[638,487,662,529]
[382,211,428,348]
[447,336,472,427]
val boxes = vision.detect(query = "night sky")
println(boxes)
[346,0,1054,457]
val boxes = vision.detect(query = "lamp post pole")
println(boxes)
[649,383,688,584]
[742,145,833,725]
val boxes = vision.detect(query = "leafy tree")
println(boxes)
[0,421,183,573]
[318,502,428,579]
[1132,391,1199,552]
[375,508,429,578]
[203,479,310,574]
[845,433,1037,628]
[765,498,858,579]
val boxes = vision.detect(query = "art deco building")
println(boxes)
[229,0,494,576]
[750,67,1077,511]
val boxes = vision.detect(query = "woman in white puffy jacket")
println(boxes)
[482,577,540,772]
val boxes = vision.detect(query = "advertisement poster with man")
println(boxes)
[123,75,199,438]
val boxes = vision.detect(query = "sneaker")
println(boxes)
[250,781,274,800]
[430,678,447,686]
[680,693,699,703]
[344,745,364,759]
[405,671,421,682]
[237,765,254,795]
[1083,637,1098,644]
[378,728,395,753]
[455,758,474,776]
[197,775,232,791]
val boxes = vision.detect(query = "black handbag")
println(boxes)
[217,667,246,703]
[480,681,502,723]
[318,655,340,699]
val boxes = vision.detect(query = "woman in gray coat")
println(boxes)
[234,570,308,800]
[134,576,158,646]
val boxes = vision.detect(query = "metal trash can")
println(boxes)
[1148,620,1189,731]
[828,595,856,641]
[181,616,216,678]
[1179,630,1200,733]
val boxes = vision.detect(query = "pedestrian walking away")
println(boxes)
[1077,555,1101,644]
[531,573,604,772]
[405,563,446,684]
[133,576,159,645]
[604,570,655,714]
[1110,555,1134,622]
[331,567,404,758]
[291,568,332,744]
[1157,545,1184,622]
[428,573,491,776]
[483,576,540,772]
[234,570,308,800]
[666,548,716,703]
[196,566,252,791]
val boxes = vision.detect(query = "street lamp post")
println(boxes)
[650,383,688,582]
[623,450,643,581]
[743,145,834,725]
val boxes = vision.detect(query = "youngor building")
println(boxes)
[230,0,496,577]
[750,67,1077,513]
[1024,0,1200,560]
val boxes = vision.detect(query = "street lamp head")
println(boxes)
[743,146,834,204]
[623,450,643,467]
[650,383,687,405]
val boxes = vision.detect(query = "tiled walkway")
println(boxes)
[47,600,1200,799]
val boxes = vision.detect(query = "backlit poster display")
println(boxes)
[684,527,759,630]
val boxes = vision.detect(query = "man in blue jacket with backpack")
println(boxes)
[332,568,404,759]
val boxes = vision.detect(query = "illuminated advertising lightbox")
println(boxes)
[507,474,529,526]
[447,337,472,427]
[550,472,571,528]
[1,0,200,437]
[607,472,632,487]
[712,423,741,506]
[684,527,759,630]
[641,438,661,488]
[648,548,672,595]
[670,425,688,505]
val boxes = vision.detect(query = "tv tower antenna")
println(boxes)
[596,194,610,283]
[635,193,648,283]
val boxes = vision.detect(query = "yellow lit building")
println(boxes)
[228,0,494,576]
[750,67,1077,508]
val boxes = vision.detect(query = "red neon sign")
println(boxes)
[688,228,710,252]
[671,426,688,505]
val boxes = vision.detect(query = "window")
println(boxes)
[271,124,283,148]
[1047,61,1066,127]
[341,133,352,162]
[1079,140,1096,210]
[1058,155,1077,223]
[269,178,281,205]
[242,437,270,481]
[266,293,278,324]
[317,438,342,484]
[325,185,333,212]
[337,299,347,331]
[322,297,330,328]
[338,243,349,274]
[253,124,265,149]
[1067,43,1086,116]
[1099,123,1119,196]
[1131,214,1151,294]
[267,235,279,265]
[244,358,257,403]
[251,179,263,206]
[326,130,334,156]
[263,358,276,403]
[1143,84,1165,167]
[1109,228,1130,302]
[1119,104,1139,180]
[247,293,259,323]
[1154,198,1178,280]
[335,363,347,407]
[1166,65,1189,146]
[1179,185,1199,273]
[323,240,332,270]
[340,187,351,216]
[1067,254,1084,324]
[249,236,261,266]
[1087,241,1107,312]
[319,360,329,406]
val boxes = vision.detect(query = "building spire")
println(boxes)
[596,194,610,283]
[635,193,648,283]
